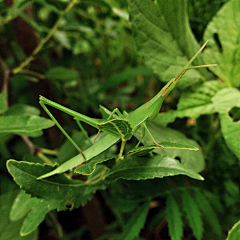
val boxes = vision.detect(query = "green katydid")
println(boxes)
[38,40,217,179]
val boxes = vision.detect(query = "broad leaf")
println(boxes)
[4,104,40,116]
[7,160,105,210]
[104,155,204,183]
[156,0,204,70]
[46,66,79,82]
[212,88,240,159]
[226,220,240,240]
[11,190,58,236]
[182,191,203,240]
[155,80,224,126]
[203,0,240,87]
[10,190,38,221]
[94,66,153,94]
[110,185,144,213]
[135,122,205,172]
[20,199,57,236]
[166,195,183,240]
[120,201,150,240]
[0,115,54,133]
[128,0,203,87]
[0,190,38,240]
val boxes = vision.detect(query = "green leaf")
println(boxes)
[0,190,38,240]
[166,195,183,240]
[0,115,54,133]
[203,0,240,87]
[97,119,133,141]
[4,104,40,116]
[135,122,205,172]
[0,91,8,114]
[10,190,59,236]
[128,0,203,87]
[182,191,203,240]
[53,31,71,50]
[46,66,79,82]
[94,66,153,94]
[212,88,240,159]
[6,160,104,210]
[126,142,198,158]
[74,157,116,175]
[120,201,150,240]
[155,80,224,126]
[226,220,240,240]
[104,155,204,183]
[10,190,38,221]
[156,0,205,70]
[110,186,143,213]
[194,190,221,236]
[20,199,52,236]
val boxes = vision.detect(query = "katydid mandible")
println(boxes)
[38,40,217,179]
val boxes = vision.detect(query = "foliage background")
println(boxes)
[1,0,240,240]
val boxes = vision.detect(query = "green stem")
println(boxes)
[18,69,46,79]
[37,152,54,165]
[13,0,79,74]
[41,148,58,155]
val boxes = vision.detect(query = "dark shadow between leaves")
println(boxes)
[228,106,240,122]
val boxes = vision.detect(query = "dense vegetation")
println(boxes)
[1,0,240,239]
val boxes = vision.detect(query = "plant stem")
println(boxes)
[21,136,36,154]
[12,0,79,75]
[18,69,46,79]
[37,152,54,165]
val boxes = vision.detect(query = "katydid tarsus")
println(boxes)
[38,40,217,179]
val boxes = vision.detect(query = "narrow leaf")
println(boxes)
[182,191,203,240]
[166,195,183,240]
[120,201,150,240]
[105,156,204,183]
[194,190,221,236]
